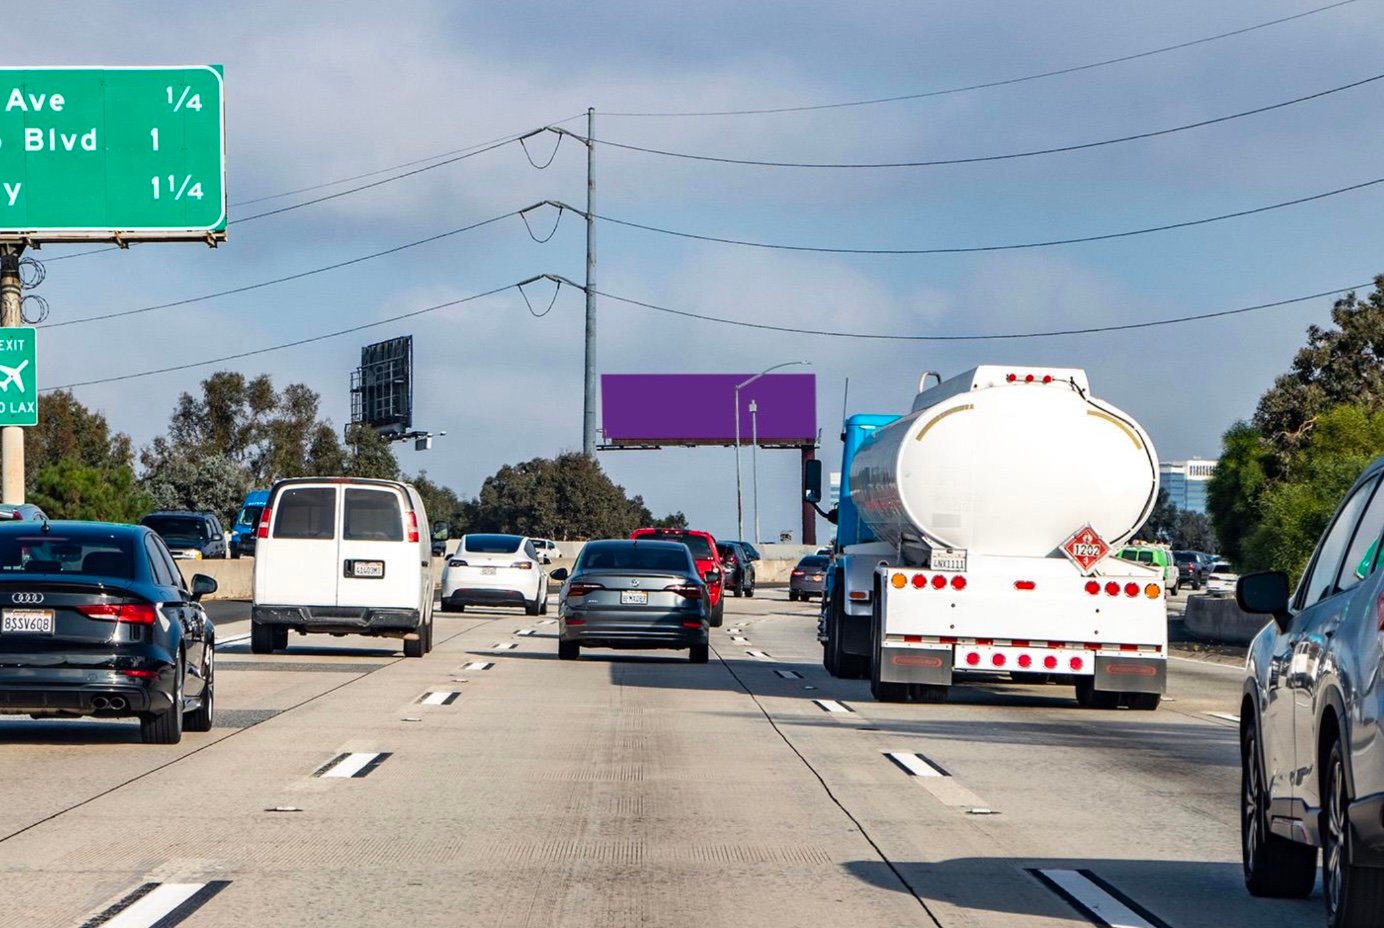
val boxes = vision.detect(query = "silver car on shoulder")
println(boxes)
[553,539,711,663]
[1237,454,1384,927]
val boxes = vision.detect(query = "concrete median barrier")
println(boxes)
[176,558,253,601]
[1183,594,1271,646]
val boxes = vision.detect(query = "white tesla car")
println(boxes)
[440,534,549,615]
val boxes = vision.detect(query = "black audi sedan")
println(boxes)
[0,521,217,744]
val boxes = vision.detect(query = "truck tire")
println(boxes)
[1123,692,1161,711]
[1242,722,1316,897]
[1075,677,1118,709]
[910,684,948,703]
[869,600,908,703]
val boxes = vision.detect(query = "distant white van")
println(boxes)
[251,477,435,657]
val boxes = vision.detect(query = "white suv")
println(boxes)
[441,534,549,615]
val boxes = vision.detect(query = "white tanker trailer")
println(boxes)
[808,365,1168,707]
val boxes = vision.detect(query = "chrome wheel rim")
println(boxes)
[1326,752,1347,915]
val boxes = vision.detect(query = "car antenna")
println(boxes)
[40,513,50,534]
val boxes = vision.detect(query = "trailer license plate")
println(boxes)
[2,609,54,634]
[621,591,648,605]
[932,549,967,572]
[352,561,385,578]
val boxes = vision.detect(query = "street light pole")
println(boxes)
[750,399,759,547]
[734,360,809,541]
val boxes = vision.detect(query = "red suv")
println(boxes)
[630,528,726,626]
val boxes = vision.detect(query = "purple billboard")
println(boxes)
[600,373,817,447]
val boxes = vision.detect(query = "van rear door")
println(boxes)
[337,486,417,609]
[258,484,341,606]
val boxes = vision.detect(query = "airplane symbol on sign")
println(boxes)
[0,359,29,393]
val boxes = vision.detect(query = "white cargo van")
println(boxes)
[251,477,435,657]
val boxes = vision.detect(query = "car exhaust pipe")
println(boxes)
[107,696,127,711]
[91,696,108,710]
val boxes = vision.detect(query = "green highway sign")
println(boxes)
[0,327,36,427]
[0,66,225,242]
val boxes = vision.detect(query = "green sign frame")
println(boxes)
[0,66,225,243]
[0,327,36,427]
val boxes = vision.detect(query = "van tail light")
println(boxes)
[511,562,533,570]
[566,582,605,597]
[78,603,157,625]
[665,583,703,599]
[405,510,420,544]
[257,506,272,539]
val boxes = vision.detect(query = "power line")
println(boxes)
[589,282,1372,340]
[45,281,525,391]
[593,174,1384,255]
[596,70,1384,168]
[604,0,1363,117]
[42,209,523,329]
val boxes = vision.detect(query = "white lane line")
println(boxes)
[462,661,493,671]
[745,649,774,661]
[884,751,948,778]
[421,691,459,706]
[814,699,853,714]
[316,751,391,778]
[84,881,231,928]
[1205,712,1241,724]
[214,633,251,649]
[730,636,750,643]
[516,629,536,636]
[775,670,803,679]
[538,618,556,625]
[1168,655,1244,675]
[1031,869,1171,928]
[492,642,517,650]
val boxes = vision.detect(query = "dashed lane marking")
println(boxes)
[538,618,556,625]
[421,691,460,706]
[814,699,853,714]
[462,661,494,671]
[884,751,949,778]
[516,629,536,636]
[492,642,517,650]
[80,881,231,928]
[774,670,803,679]
[745,649,774,661]
[315,752,392,779]
[1206,712,1241,724]
[214,633,251,649]
[1030,869,1172,928]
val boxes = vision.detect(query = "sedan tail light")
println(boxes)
[566,582,605,597]
[78,603,157,625]
[664,583,703,599]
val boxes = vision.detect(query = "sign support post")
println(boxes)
[0,246,21,503]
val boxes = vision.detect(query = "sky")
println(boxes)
[7,0,1384,543]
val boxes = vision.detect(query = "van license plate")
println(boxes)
[351,561,385,578]
[3,609,54,634]
[620,591,648,605]
[932,549,967,572]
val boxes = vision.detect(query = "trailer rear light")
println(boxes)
[664,583,703,599]
[891,573,906,589]
[78,603,157,625]
[1042,375,1053,384]
[1145,583,1161,599]
[1070,656,1084,671]
[1017,654,1032,668]
[1120,644,1138,651]
[257,506,272,539]
[1043,655,1058,669]
[1104,581,1120,596]
[931,574,947,590]
[939,636,957,644]
[1011,639,1030,647]
[992,653,1006,667]
[902,635,922,643]
[912,573,927,589]
[566,582,605,597]
[1085,580,1100,595]
[1015,580,1036,590]
[1124,583,1140,597]
[1025,374,1035,383]
[951,575,966,590]
[965,652,980,666]
[1006,373,1017,382]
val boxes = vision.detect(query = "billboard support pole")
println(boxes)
[1,246,23,505]
[583,107,598,457]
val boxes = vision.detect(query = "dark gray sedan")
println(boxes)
[789,555,831,602]
[553,539,711,663]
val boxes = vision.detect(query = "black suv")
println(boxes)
[1173,550,1210,590]
[140,511,228,560]
[717,540,759,598]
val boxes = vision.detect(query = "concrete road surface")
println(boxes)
[0,592,1320,927]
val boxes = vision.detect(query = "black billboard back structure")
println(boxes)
[350,336,413,437]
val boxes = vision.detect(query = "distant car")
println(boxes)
[1237,454,1384,925]
[1116,544,1178,595]
[1205,562,1239,596]
[630,528,726,626]
[228,490,268,558]
[790,555,830,602]
[0,520,217,744]
[553,539,710,663]
[0,504,48,522]
[431,538,449,558]
[140,511,228,560]
[1174,550,1209,590]
[717,541,757,598]
[441,534,549,615]
[815,546,832,556]
[530,538,562,563]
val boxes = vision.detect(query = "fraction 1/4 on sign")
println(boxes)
[151,175,204,200]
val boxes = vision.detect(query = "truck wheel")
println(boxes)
[1242,722,1316,897]
[1323,736,1384,925]
[1124,692,1161,711]
[910,684,948,703]
[1075,678,1118,709]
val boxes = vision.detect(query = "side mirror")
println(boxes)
[1237,571,1291,632]
[803,459,823,504]
[705,570,722,584]
[551,568,570,581]
[190,573,218,602]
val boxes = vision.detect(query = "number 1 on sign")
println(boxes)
[150,175,205,201]
[150,128,158,151]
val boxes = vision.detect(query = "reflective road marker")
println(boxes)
[814,699,853,714]
[316,752,392,779]
[421,691,459,706]
[462,661,493,671]
[81,881,230,928]
[1031,869,1171,928]
[884,751,948,778]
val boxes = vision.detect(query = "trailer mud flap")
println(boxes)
[1092,655,1165,694]
[841,613,872,657]
[880,646,953,685]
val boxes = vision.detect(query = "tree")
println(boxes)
[142,453,249,530]
[1171,510,1218,553]
[1207,422,1274,566]
[344,425,399,480]
[30,459,150,523]
[410,470,468,537]
[1134,488,1177,544]
[15,391,145,522]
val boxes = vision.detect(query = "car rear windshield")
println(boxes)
[1173,552,1197,564]
[638,532,713,559]
[798,556,829,568]
[273,487,335,540]
[0,534,135,579]
[1212,563,1234,573]
[464,534,523,554]
[343,489,403,542]
[579,543,692,573]
[143,515,210,540]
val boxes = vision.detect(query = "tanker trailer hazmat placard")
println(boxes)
[601,373,816,445]
[0,67,225,240]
